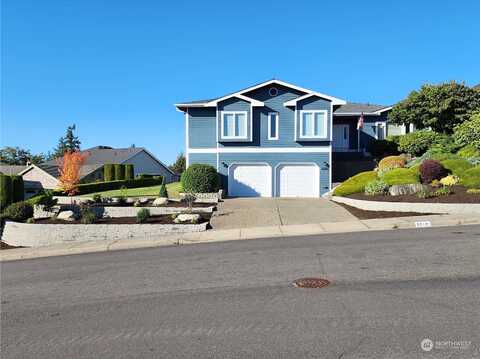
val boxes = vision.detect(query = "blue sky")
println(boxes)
[2,0,479,164]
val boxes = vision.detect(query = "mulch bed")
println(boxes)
[0,241,24,250]
[337,203,435,220]
[346,186,480,204]
[90,202,213,208]
[34,215,209,225]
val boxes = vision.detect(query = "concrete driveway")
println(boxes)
[210,197,357,229]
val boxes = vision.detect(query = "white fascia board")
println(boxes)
[284,93,346,106]
[205,94,264,107]
[333,112,381,116]
[188,147,331,153]
[372,106,393,114]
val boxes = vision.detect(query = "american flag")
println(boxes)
[357,112,364,130]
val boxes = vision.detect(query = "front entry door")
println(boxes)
[333,124,349,150]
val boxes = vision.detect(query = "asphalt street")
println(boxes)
[2,225,480,358]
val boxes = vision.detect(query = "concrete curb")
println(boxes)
[1,214,479,262]
[331,196,480,214]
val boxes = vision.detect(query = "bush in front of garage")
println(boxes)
[181,164,221,193]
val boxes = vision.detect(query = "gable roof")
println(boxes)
[36,146,175,179]
[175,79,346,109]
[333,102,392,116]
[0,164,28,175]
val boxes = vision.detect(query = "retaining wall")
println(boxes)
[2,221,208,247]
[331,196,480,214]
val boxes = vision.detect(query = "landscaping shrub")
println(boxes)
[26,217,35,224]
[364,180,389,196]
[56,177,164,196]
[439,175,459,186]
[440,159,473,177]
[368,138,399,158]
[378,155,406,174]
[114,164,126,181]
[453,112,480,150]
[333,171,378,196]
[181,164,220,193]
[467,188,480,194]
[433,186,453,196]
[159,179,168,198]
[417,188,433,199]
[381,168,420,185]
[398,130,442,156]
[26,191,57,210]
[461,166,480,188]
[80,206,97,224]
[103,164,115,182]
[92,193,103,203]
[125,164,134,180]
[1,201,33,222]
[11,175,24,202]
[419,160,447,184]
[0,174,13,210]
[457,145,480,159]
[136,208,150,223]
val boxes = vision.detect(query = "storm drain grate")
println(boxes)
[293,278,330,288]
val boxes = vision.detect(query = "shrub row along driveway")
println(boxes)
[210,198,357,229]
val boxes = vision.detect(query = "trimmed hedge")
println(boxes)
[114,164,126,181]
[125,164,134,180]
[333,171,378,196]
[104,164,115,182]
[381,168,420,185]
[0,174,13,210]
[441,159,473,177]
[181,164,220,193]
[11,175,25,202]
[461,166,480,188]
[55,177,164,196]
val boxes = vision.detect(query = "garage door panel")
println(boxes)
[278,164,319,198]
[229,164,272,197]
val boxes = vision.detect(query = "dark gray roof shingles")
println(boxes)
[334,102,391,114]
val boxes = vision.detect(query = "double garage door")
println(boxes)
[228,163,320,198]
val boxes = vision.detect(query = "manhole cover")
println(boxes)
[293,278,330,288]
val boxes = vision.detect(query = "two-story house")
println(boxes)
[175,79,391,198]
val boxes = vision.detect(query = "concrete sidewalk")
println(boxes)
[1,213,479,262]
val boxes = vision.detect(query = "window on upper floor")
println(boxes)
[268,112,279,140]
[222,111,247,139]
[300,110,327,139]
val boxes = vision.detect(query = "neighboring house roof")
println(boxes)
[0,164,28,175]
[37,146,175,179]
[175,79,346,109]
[333,102,392,116]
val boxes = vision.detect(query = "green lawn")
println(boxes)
[82,182,182,199]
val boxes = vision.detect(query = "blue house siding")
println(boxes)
[217,98,251,143]
[218,152,330,196]
[189,153,217,168]
[188,108,217,148]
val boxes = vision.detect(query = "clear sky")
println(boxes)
[2,0,479,164]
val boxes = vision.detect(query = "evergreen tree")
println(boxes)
[169,153,186,174]
[53,124,81,158]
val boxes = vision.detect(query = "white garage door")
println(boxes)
[229,164,272,197]
[277,164,319,197]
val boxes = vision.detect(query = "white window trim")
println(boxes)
[220,111,248,140]
[267,112,279,140]
[299,110,328,139]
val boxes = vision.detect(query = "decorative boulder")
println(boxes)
[57,210,77,221]
[152,197,169,206]
[174,214,201,224]
[389,183,425,196]
[138,197,151,205]
[125,198,136,204]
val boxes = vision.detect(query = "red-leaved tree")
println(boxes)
[57,151,89,196]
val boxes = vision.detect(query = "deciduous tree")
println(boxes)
[57,151,88,196]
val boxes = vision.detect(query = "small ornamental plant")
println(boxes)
[364,180,389,196]
[439,175,459,187]
[419,159,447,184]
[136,208,150,223]
[57,151,89,197]
[159,179,168,198]
[433,186,453,197]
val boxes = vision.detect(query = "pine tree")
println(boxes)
[169,153,186,174]
[53,124,81,158]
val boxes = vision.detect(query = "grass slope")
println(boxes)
[82,182,182,199]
